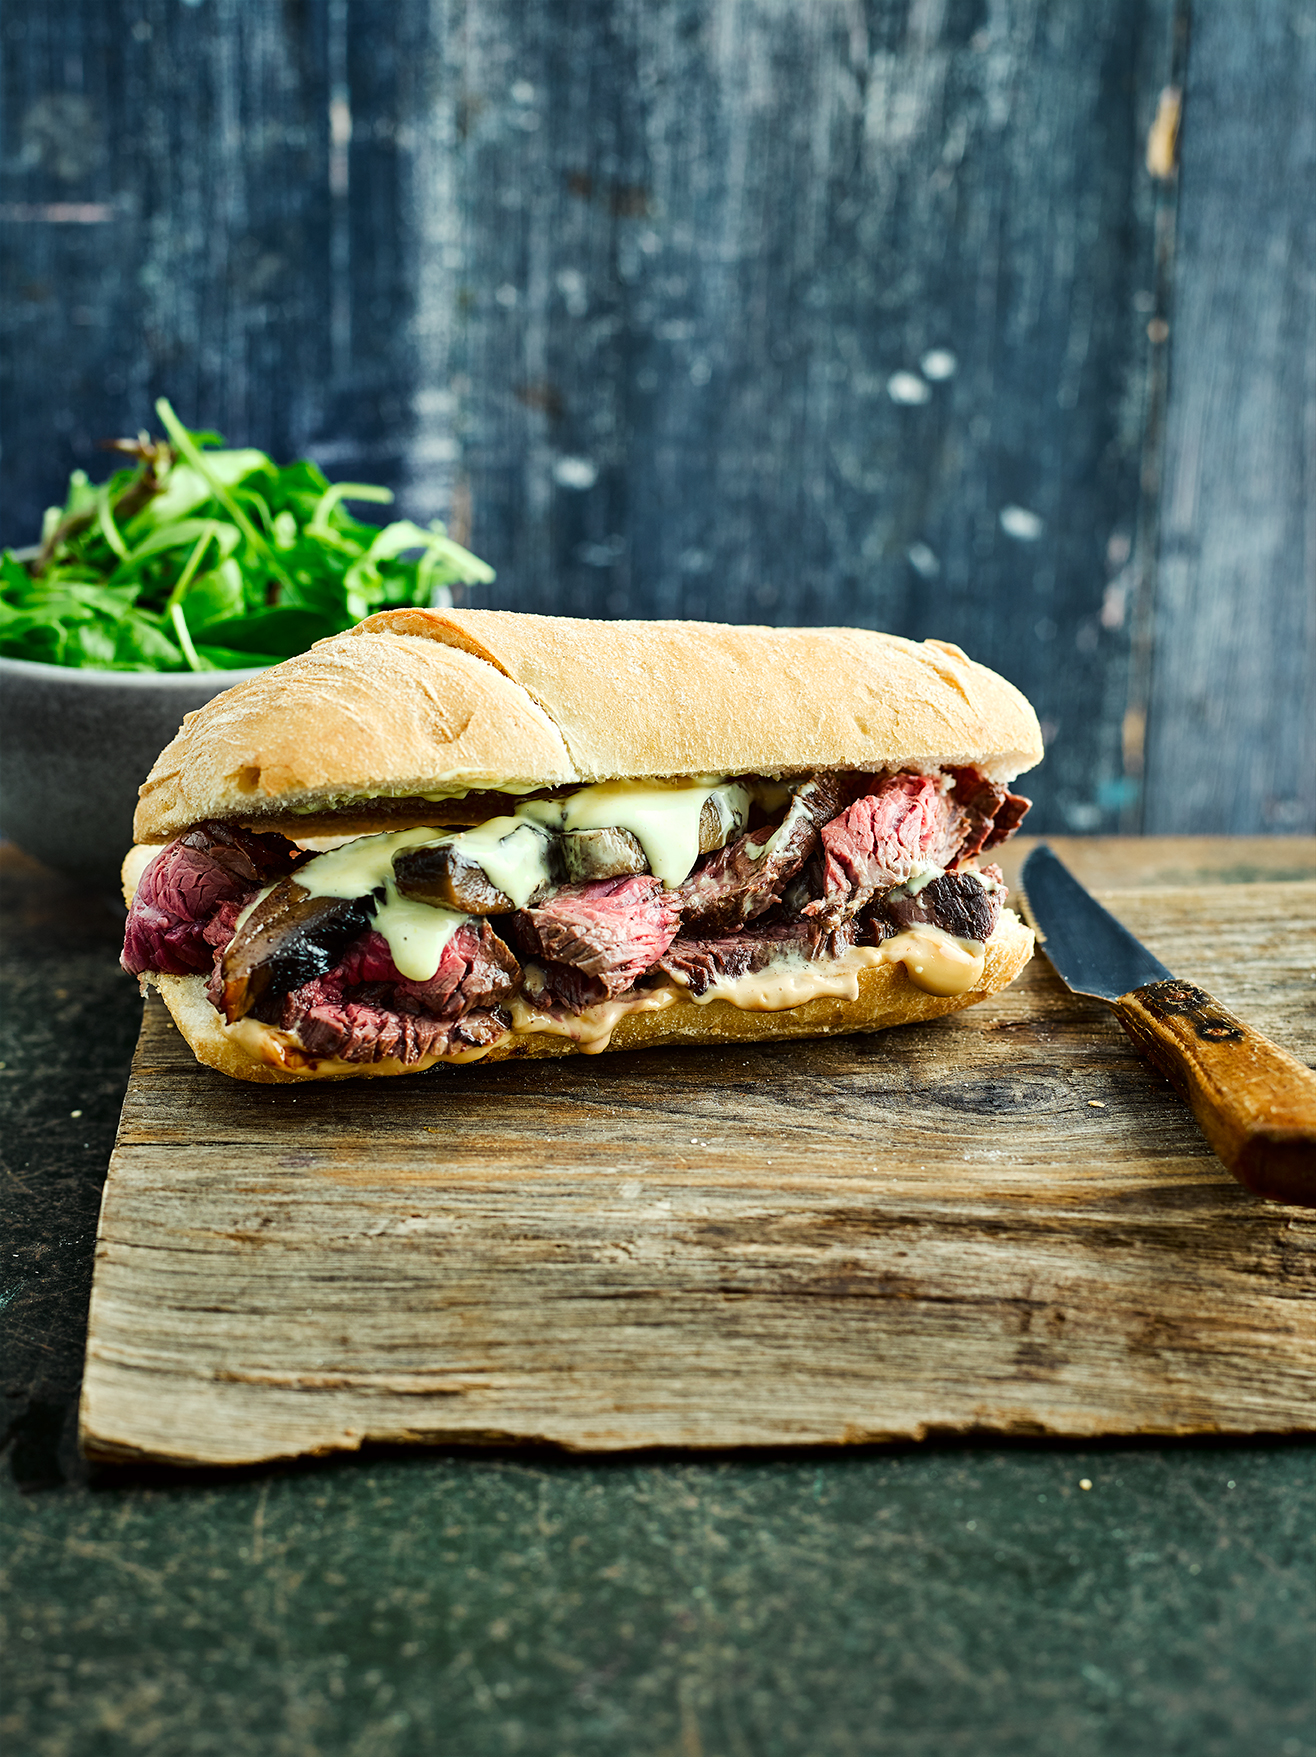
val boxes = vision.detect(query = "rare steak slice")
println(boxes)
[946,768,1032,862]
[512,874,682,1006]
[807,773,965,925]
[275,921,520,1064]
[675,775,848,934]
[122,820,307,976]
[658,919,856,997]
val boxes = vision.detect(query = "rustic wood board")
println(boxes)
[80,845,1316,1466]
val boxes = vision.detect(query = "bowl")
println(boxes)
[0,655,265,888]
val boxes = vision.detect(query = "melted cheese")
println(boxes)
[296,827,467,981]
[522,778,750,887]
[447,816,553,906]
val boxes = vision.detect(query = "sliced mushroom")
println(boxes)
[393,825,560,912]
[218,879,376,1022]
[392,843,515,913]
[699,788,749,853]
[560,826,648,883]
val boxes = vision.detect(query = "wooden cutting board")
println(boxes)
[79,839,1316,1467]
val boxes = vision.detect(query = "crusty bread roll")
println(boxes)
[125,612,1042,1082]
[145,908,1034,1083]
[134,610,1043,842]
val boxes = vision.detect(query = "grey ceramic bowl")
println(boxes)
[0,655,265,888]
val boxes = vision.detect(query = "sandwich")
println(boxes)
[119,609,1043,1082]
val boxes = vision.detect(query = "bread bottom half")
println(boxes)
[148,909,1034,1084]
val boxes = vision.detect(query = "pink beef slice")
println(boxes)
[275,922,520,1065]
[807,775,960,922]
[512,874,682,1005]
[121,821,306,976]
[946,768,1032,861]
[809,772,1029,924]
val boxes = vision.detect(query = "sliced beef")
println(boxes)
[875,866,1005,944]
[122,821,306,976]
[512,873,682,1007]
[807,774,962,924]
[946,768,1032,860]
[331,922,520,1017]
[658,919,856,997]
[275,921,519,1064]
[675,775,847,933]
[982,789,1031,850]
[289,999,509,1066]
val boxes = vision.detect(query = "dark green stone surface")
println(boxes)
[2,854,1313,1755]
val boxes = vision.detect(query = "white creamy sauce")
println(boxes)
[447,816,553,906]
[522,778,750,887]
[295,826,468,980]
[231,883,274,938]
[296,825,447,900]
[371,892,468,982]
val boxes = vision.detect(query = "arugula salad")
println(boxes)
[0,398,494,672]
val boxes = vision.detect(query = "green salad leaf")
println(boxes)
[0,397,495,673]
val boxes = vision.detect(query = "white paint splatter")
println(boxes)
[920,349,957,380]
[1000,504,1045,541]
[554,456,599,490]
[887,371,931,405]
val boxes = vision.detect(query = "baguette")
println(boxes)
[122,612,1043,1082]
[134,610,1042,841]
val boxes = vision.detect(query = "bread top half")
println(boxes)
[132,609,1045,842]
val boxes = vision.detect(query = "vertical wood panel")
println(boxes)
[0,0,332,518]
[384,0,1175,833]
[1145,2,1316,834]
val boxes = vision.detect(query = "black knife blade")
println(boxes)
[1021,844,1172,999]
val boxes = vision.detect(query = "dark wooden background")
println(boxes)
[2,1,1312,836]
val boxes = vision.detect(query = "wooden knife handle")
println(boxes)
[1116,979,1316,1206]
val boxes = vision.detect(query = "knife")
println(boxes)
[1020,844,1316,1207]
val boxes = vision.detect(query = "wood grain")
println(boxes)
[1115,978,1316,1205]
[1145,1,1316,835]
[79,852,1316,1466]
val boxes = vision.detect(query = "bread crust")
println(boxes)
[149,909,1034,1084]
[133,613,1043,842]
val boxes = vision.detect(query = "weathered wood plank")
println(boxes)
[79,869,1316,1466]
[1145,2,1316,834]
